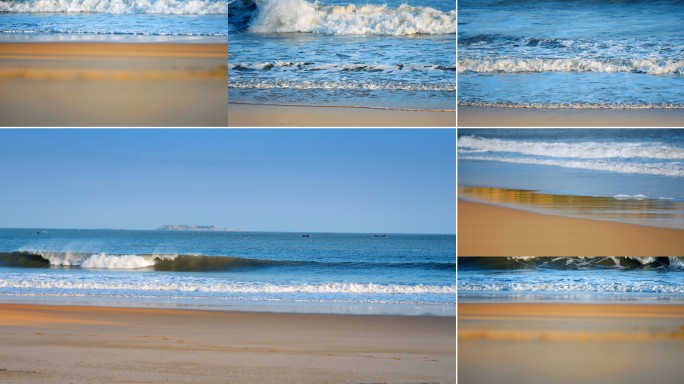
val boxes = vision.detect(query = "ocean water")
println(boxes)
[458,129,684,229]
[0,229,456,316]
[228,0,456,110]
[458,0,684,108]
[0,0,228,42]
[459,257,684,304]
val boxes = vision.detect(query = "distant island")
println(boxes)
[157,225,240,232]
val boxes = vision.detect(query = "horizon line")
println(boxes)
[0,226,455,236]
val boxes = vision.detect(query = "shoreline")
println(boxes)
[459,303,684,384]
[458,105,684,126]
[227,103,456,127]
[0,303,455,383]
[458,199,684,256]
[0,42,227,126]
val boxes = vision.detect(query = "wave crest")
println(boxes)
[231,0,456,35]
[0,0,228,15]
[458,58,684,75]
[458,136,684,160]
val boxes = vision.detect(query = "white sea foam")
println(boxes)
[458,155,684,177]
[458,136,684,160]
[229,62,455,72]
[25,250,171,269]
[246,0,456,35]
[0,275,456,295]
[0,0,228,14]
[458,282,684,294]
[458,100,684,109]
[229,79,455,92]
[613,194,649,200]
[458,58,684,75]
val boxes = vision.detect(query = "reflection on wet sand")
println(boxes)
[460,186,684,230]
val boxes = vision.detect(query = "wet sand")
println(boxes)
[459,303,684,384]
[458,106,684,127]
[458,200,684,256]
[0,303,455,383]
[0,42,227,126]
[227,103,456,127]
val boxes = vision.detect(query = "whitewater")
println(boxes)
[228,0,456,110]
[458,0,684,108]
[0,229,456,315]
[0,0,228,40]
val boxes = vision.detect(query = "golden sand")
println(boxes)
[458,200,684,256]
[227,103,457,127]
[0,303,455,383]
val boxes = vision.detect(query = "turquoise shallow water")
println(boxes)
[0,229,456,316]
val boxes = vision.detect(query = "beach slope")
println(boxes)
[459,303,684,384]
[0,42,227,126]
[0,304,455,383]
[458,200,684,256]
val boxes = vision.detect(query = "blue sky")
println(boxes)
[0,129,455,234]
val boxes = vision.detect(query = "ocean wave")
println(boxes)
[229,62,456,72]
[458,136,684,160]
[458,281,684,294]
[0,274,456,295]
[458,155,684,177]
[458,58,684,75]
[0,251,455,272]
[230,0,455,35]
[459,257,684,271]
[0,0,228,15]
[457,100,684,109]
[229,79,455,92]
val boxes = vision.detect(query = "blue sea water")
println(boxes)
[0,229,456,316]
[228,0,456,110]
[0,0,228,42]
[458,129,684,229]
[458,0,684,108]
[459,257,684,304]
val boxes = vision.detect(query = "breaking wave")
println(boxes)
[458,136,684,160]
[458,58,684,75]
[0,0,228,15]
[229,79,455,92]
[458,155,684,177]
[229,62,455,72]
[229,0,455,35]
[459,257,684,271]
[0,251,455,272]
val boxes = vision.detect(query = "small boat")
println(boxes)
[37,230,48,234]
[302,234,310,238]
[374,234,386,237]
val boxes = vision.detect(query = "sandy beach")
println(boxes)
[0,42,227,126]
[0,303,455,383]
[227,103,456,127]
[458,106,684,127]
[459,303,684,384]
[458,200,684,256]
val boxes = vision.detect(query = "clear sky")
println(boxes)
[0,129,455,234]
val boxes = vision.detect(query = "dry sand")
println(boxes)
[0,303,455,383]
[458,106,684,127]
[227,103,456,127]
[0,42,227,126]
[459,303,684,384]
[458,200,684,256]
